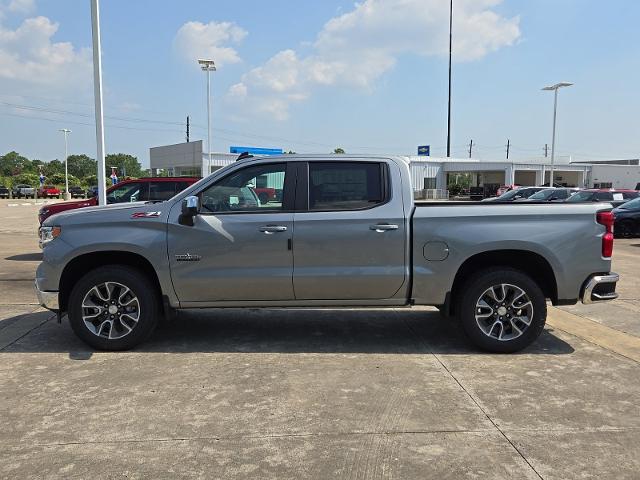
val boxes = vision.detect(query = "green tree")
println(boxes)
[83,174,98,187]
[43,159,65,176]
[333,147,345,154]
[0,151,29,175]
[106,153,142,178]
[67,154,97,178]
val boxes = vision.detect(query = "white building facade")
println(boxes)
[150,142,640,193]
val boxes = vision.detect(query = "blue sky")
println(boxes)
[1,0,639,167]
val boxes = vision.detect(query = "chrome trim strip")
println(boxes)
[35,282,59,311]
[582,273,619,304]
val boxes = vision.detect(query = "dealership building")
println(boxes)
[149,140,640,194]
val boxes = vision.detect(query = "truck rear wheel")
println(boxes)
[68,265,159,350]
[458,268,546,353]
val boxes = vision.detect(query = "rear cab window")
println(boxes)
[308,162,387,211]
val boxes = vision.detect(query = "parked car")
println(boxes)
[87,185,99,198]
[38,185,61,198]
[482,186,552,202]
[252,187,276,204]
[612,197,640,238]
[0,185,9,199]
[565,189,639,208]
[515,187,580,202]
[36,155,618,353]
[68,186,85,198]
[12,184,35,198]
[38,177,199,224]
[469,186,485,201]
[496,184,521,196]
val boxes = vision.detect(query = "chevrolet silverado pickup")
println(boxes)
[36,155,619,352]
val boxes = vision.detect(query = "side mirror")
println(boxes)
[179,195,199,226]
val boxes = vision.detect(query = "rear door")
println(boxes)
[292,160,407,300]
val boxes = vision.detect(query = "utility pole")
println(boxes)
[446,0,453,157]
[506,139,510,159]
[186,115,190,143]
[543,143,549,157]
[468,139,473,158]
[59,129,72,200]
[90,0,107,206]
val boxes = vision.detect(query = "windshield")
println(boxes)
[528,189,555,200]
[618,197,640,210]
[106,183,144,204]
[566,191,594,202]
[497,189,524,200]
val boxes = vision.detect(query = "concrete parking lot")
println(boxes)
[1,199,639,479]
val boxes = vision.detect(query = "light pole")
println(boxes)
[90,0,107,206]
[198,59,216,176]
[542,82,573,186]
[446,0,452,157]
[59,129,71,200]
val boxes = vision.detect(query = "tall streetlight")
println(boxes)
[542,82,573,186]
[90,0,107,206]
[446,0,453,157]
[58,129,71,200]
[198,59,216,176]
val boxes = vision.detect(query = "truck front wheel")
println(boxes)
[68,265,159,350]
[458,268,546,353]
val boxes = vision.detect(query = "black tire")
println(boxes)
[68,265,160,350]
[258,192,269,204]
[458,267,546,353]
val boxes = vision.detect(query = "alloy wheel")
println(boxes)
[474,283,534,341]
[81,281,141,339]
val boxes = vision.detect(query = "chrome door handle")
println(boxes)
[370,223,399,232]
[259,225,288,234]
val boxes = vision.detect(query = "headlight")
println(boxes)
[39,208,49,216]
[39,226,61,246]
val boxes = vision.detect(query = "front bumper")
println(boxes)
[35,281,59,311]
[581,273,619,304]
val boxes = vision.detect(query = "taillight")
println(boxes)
[597,211,614,258]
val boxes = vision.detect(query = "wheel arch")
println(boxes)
[447,249,558,315]
[59,251,162,313]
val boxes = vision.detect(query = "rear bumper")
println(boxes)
[581,273,619,304]
[35,281,59,311]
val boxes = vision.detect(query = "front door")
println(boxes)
[167,162,295,304]
[292,161,408,300]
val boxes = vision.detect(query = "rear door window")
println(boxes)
[149,182,177,201]
[595,192,614,201]
[308,162,386,211]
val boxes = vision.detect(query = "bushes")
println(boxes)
[13,173,39,187]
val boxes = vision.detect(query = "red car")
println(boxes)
[38,177,199,224]
[38,185,61,198]
[252,187,276,204]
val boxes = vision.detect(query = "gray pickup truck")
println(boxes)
[36,155,619,352]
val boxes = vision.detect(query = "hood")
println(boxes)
[43,201,162,226]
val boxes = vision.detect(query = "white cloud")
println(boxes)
[0,0,35,17]
[229,0,520,120]
[0,15,92,95]
[173,20,247,66]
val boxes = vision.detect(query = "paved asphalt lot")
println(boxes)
[1,199,639,479]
